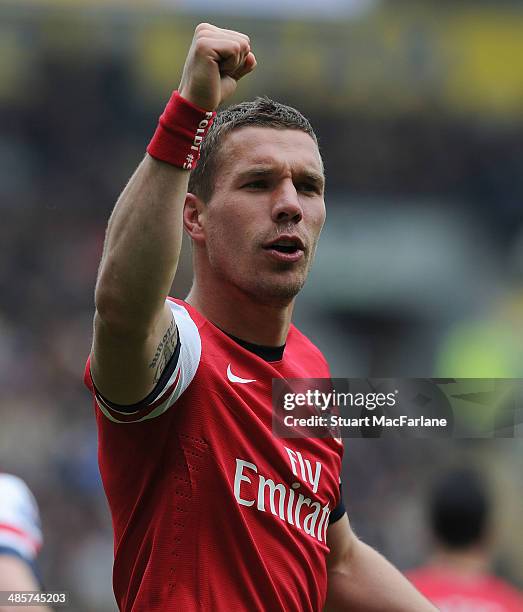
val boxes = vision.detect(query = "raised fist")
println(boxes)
[179,23,257,111]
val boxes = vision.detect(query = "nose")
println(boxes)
[271,180,303,224]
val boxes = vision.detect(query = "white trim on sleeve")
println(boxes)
[96,300,202,424]
[0,474,42,560]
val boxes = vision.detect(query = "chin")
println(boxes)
[245,275,306,305]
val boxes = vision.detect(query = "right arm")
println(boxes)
[90,24,256,405]
[92,158,189,404]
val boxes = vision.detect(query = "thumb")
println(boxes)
[232,52,257,81]
[219,51,256,102]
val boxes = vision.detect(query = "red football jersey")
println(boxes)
[408,566,523,612]
[84,298,344,611]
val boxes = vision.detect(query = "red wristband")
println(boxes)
[147,91,216,170]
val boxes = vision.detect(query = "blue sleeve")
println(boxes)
[0,546,43,588]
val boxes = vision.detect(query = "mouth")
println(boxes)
[263,236,305,263]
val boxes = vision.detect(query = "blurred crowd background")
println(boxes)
[1,0,523,610]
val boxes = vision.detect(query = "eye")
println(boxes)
[243,180,268,189]
[296,183,319,194]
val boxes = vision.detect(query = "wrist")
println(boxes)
[178,88,216,113]
[146,90,216,170]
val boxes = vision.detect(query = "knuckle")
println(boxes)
[195,22,212,32]
[195,28,212,42]
[193,37,209,54]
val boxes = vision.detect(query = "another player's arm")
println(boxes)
[91,24,256,404]
[0,557,52,612]
[0,475,51,612]
[324,514,438,611]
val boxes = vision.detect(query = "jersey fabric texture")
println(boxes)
[0,473,43,582]
[408,566,523,612]
[84,298,344,612]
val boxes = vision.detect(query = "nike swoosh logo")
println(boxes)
[227,364,256,384]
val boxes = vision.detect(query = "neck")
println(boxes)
[186,279,294,346]
[430,546,489,577]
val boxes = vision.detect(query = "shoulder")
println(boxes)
[404,567,435,586]
[289,324,328,357]
[87,298,206,424]
[166,297,203,362]
[167,297,206,329]
[483,575,523,606]
[287,324,331,372]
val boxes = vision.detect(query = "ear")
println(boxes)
[183,193,206,244]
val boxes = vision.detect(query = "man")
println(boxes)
[85,23,437,611]
[0,473,51,612]
[408,469,523,611]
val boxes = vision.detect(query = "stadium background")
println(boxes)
[1,0,523,609]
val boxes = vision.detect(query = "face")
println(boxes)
[195,127,326,305]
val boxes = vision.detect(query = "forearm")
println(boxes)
[325,540,437,612]
[0,557,52,612]
[95,155,189,332]
[94,24,255,335]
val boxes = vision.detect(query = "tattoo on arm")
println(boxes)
[149,317,177,383]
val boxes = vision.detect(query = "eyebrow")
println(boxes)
[236,166,325,189]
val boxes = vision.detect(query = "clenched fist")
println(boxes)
[179,23,257,111]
